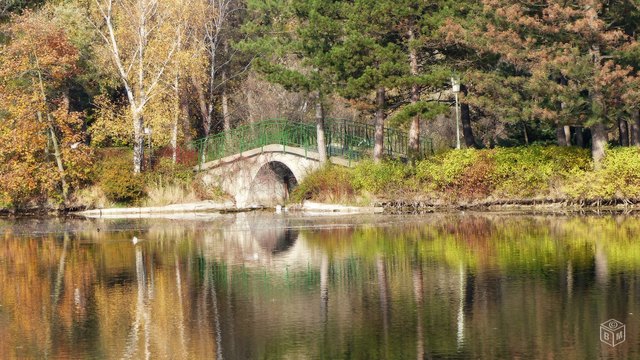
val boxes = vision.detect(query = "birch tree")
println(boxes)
[89,0,185,173]
[190,0,248,136]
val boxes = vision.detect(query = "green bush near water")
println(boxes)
[90,148,224,205]
[489,146,590,197]
[97,152,147,203]
[292,145,640,203]
[291,165,356,203]
[566,147,640,199]
[413,146,590,198]
[352,160,410,194]
[416,148,479,189]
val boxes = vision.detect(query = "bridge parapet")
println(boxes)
[193,119,434,207]
[193,118,434,168]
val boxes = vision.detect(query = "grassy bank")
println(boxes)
[292,146,640,206]
[71,148,229,210]
[5,145,640,215]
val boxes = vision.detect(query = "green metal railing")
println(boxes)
[193,118,434,168]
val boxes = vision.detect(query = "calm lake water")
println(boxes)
[0,212,638,359]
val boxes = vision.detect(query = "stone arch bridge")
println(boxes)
[194,119,433,207]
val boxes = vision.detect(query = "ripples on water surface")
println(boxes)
[0,212,638,359]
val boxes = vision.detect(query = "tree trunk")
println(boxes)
[247,89,255,124]
[37,109,68,200]
[631,108,640,146]
[34,68,68,200]
[62,89,71,113]
[181,95,192,147]
[132,110,144,173]
[556,126,567,146]
[575,127,584,148]
[522,122,529,145]
[222,69,230,133]
[408,113,420,160]
[591,123,607,169]
[192,78,212,136]
[48,125,68,200]
[619,119,630,146]
[172,74,180,164]
[460,85,477,148]
[221,38,231,134]
[407,28,421,161]
[172,119,179,164]
[374,87,385,162]
[315,91,328,163]
[587,6,607,167]
[564,125,571,146]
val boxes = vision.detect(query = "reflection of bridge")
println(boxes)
[194,119,433,207]
[200,213,315,269]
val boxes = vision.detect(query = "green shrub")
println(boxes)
[490,146,590,197]
[456,151,496,199]
[147,157,194,186]
[291,165,356,203]
[602,147,640,193]
[415,149,479,190]
[98,154,146,203]
[413,146,591,199]
[566,147,640,199]
[352,160,410,194]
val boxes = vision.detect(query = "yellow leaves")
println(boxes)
[2,10,80,84]
[89,91,184,149]
[89,94,133,147]
[0,11,92,207]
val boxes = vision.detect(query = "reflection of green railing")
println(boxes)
[193,118,434,168]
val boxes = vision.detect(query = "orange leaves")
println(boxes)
[2,10,79,87]
[439,18,466,46]
[475,0,639,129]
[0,11,91,207]
[481,0,632,61]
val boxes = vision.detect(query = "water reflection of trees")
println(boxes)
[301,214,640,359]
[1,214,640,358]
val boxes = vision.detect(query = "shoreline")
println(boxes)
[376,197,640,212]
[3,196,640,218]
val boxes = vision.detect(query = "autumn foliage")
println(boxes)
[1,0,640,209]
[0,12,92,207]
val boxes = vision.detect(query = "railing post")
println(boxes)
[192,117,430,168]
[197,140,203,171]
[282,120,286,153]
[343,119,347,157]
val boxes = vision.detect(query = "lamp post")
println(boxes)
[451,77,461,150]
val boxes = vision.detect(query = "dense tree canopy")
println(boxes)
[1,0,640,206]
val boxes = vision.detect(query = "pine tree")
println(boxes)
[242,0,345,162]
[325,0,408,162]
[471,0,639,164]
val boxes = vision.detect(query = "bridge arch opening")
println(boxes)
[255,228,299,255]
[248,161,298,206]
